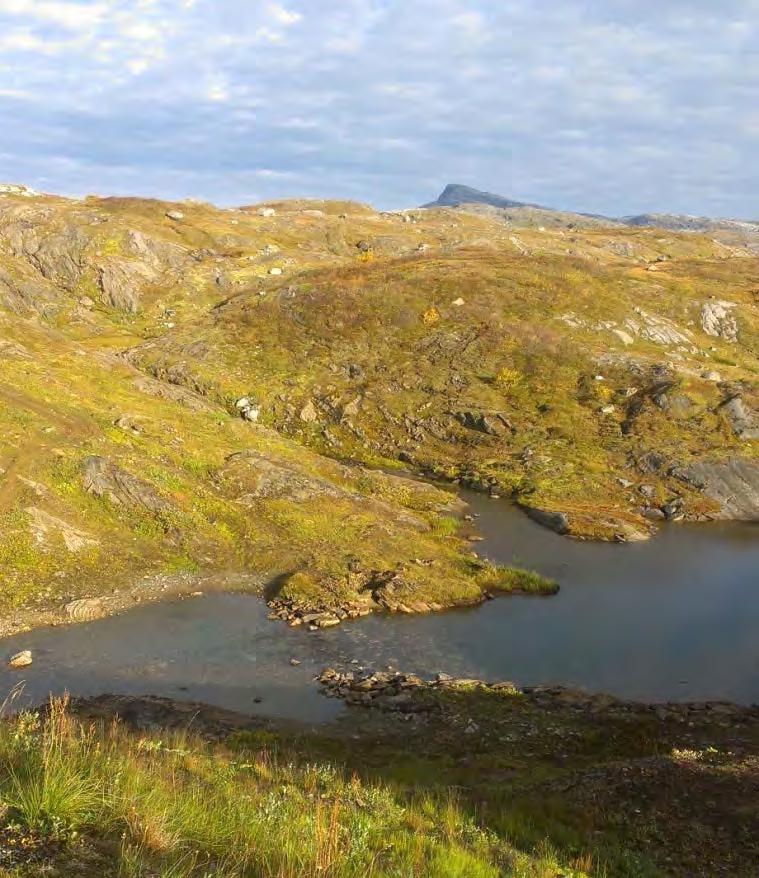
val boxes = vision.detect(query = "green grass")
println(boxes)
[476,563,559,595]
[0,700,579,878]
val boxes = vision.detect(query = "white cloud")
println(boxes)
[0,0,108,31]
[0,0,756,216]
[267,3,301,26]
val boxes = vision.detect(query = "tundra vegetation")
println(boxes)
[0,186,757,875]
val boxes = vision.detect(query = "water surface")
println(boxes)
[1,494,757,717]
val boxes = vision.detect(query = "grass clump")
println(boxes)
[476,562,559,596]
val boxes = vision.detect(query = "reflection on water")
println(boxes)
[0,492,757,718]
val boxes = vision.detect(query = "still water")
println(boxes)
[0,493,757,718]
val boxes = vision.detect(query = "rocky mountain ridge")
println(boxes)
[426,183,759,241]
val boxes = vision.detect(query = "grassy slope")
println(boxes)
[0,190,757,614]
[0,689,756,877]
[131,232,759,538]
[0,195,561,621]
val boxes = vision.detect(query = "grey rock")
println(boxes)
[636,451,668,474]
[82,455,171,516]
[719,396,759,440]
[522,506,570,535]
[454,411,499,435]
[674,458,759,520]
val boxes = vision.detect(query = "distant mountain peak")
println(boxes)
[425,183,540,211]
[423,183,759,235]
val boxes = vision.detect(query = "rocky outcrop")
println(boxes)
[125,229,187,271]
[82,455,171,517]
[719,396,759,440]
[701,300,738,341]
[222,450,350,504]
[64,598,107,622]
[25,507,98,552]
[0,266,59,316]
[130,375,216,413]
[674,458,759,520]
[5,219,89,289]
[98,257,158,313]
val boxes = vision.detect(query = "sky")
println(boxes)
[0,0,757,216]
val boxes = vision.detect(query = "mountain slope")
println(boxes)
[0,184,757,628]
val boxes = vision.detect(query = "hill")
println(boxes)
[0,183,757,877]
[0,184,757,628]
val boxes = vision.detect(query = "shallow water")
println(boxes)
[0,493,757,718]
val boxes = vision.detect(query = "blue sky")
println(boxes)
[0,0,757,215]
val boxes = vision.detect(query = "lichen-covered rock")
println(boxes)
[719,396,759,440]
[26,507,98,552]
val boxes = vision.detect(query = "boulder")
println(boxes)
[522,506,570,535]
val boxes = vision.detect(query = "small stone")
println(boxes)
[165,210,184,221]
[451,297,465,306]
[299,400,319,423]
[8,650,33,669]
[258,207,276,217]
[289,658,301,666]
[269,267,283,276]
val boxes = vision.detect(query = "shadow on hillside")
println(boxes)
[64,690,759,877]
